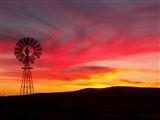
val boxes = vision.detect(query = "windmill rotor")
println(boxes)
[15,37,42,64]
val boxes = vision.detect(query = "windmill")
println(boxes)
[15,37,42,95]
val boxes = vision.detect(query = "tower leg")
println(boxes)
[20,67,34,95]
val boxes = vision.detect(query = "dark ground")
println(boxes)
[0,87,160,120]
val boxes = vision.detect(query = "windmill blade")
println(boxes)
[15,47,23,51]
[33,53,40,58]
[31,40,38,47]
[15,47,21,50]
[15,49,22,53]
[36,54,41,58]
[16,42,24,48]
[15,52,23,57]
[19,55,25,63]
[33,51,42,56]
[19,39,26,47]
[16,54,23,59]
[15,51,22,54]
[33,53,41,58]
[34,47,42,52]
[16,40,25,48]
[33,43,41,49]
[32,42,39,49]
[29,38,34,46]
[31,55,36,60]
[34,49,42,54]
[30,58,34,64]
[34,51,42,55]
[23,37,30,45]
[15,51,23,55]
[15,51,22,55]
[15,51,23,56]
[29,56,34,64]
[29,56,36,64]
[18,56,23,61]
[17,55,24,62]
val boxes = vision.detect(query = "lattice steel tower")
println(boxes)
[15,37,42,95]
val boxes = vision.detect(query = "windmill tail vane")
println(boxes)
[15,37,42,95]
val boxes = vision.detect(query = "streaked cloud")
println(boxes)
[1,0,159,95]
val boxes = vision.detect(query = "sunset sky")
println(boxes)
[0,0,159,96]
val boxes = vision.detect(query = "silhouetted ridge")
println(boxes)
[1,87,160,120]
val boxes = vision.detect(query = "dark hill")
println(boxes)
[0,87,160,120]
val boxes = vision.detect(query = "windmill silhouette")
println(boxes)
[15,37,42,95]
